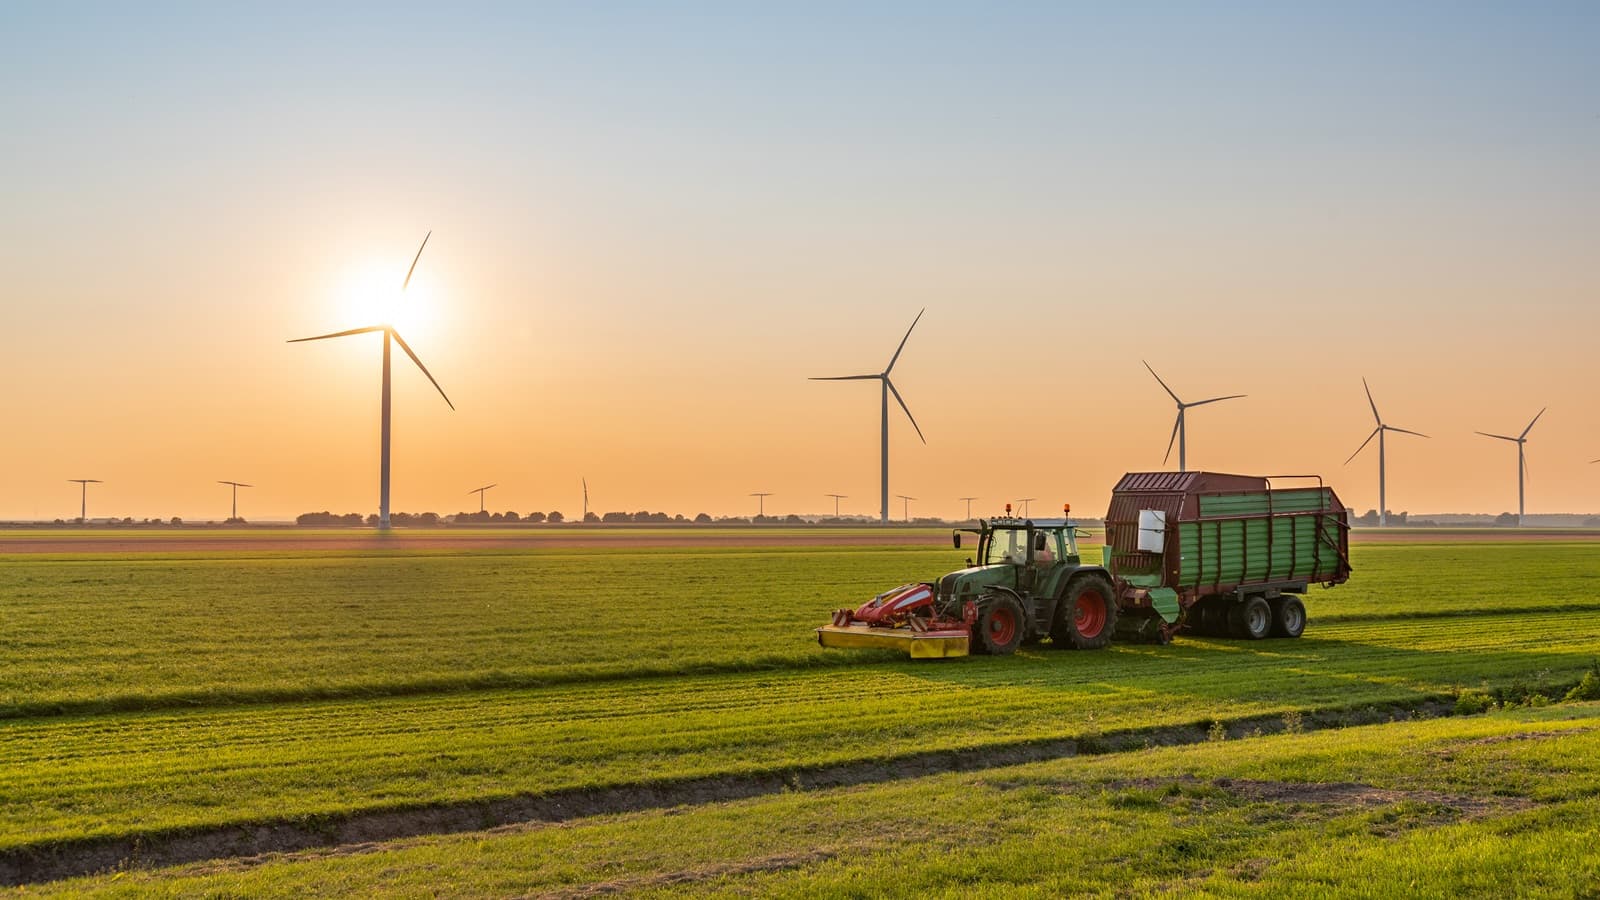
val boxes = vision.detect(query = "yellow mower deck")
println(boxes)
[815,623,970,658]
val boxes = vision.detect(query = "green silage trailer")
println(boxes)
[1104,472,1351,641]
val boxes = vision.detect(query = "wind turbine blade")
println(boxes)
[809,374,881,381]
[389,330,455,410]
[1162,415,1180,465]
[1187,394,1246,408]
[402,231,431,291]
[1520,407,1546,440]
[1142,360,1180,403]
[1362,377,1381,424]
[1476,432,1519,442]
[885,308,925,374]
[288,325,386,343]
[886,379,926,444]
[1590,459,1599,465]
[1344,427,1380,465]
[485,483,496,491]
[1385,426,1428,439]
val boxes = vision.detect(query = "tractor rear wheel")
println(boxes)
[1051,575,1118,650]
[1270,596,1307,638]
[1229,596,1272,640]
[972,594,1025,656]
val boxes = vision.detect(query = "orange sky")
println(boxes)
[2,5,1597,521]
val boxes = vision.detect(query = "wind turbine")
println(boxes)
[1016,498,1036,518]
[825,493,847,517]
[811,309,927,523]
[958,496,978,520]
[750,492,772,518]
[290,232,453,530]
[1143,361,1245,472]
[896,494,916,522]
[68,479,101,523]
[218,481,253,520]
[469,483,497,513]
[582,477,589,522]
[1477,408,1545,527]
[1343,378,1428,528]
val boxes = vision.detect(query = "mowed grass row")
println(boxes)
[40,703,1600,898]
[3,607,1598,853]
[4,540,1599,716]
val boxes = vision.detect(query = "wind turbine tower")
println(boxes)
[825,493,847,517]
[582,477,589,522]
[811,310,927,523]
[1016,498,1036,518]
[1343,379,1427,527]
[1143,361,1245,472]
[218,480,253,520]
[958,497,978,521]
[750,492,773,518]
[469,483,497,513]
[290,232,454,529]
[1477,408,1545,527]
[68,479,101,523]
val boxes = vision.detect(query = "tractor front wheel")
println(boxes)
[972,595,1025,656]
[1051,575,1118,650]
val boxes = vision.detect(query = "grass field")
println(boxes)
[3,529,1599,892]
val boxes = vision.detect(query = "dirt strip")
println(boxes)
[0,698,1481,887]
[0,530,947,554]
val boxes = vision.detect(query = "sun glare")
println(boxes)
[334,260,437,342]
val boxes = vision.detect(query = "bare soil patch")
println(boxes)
[0,530,943,555]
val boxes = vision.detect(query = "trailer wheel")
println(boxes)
[1229,596,1272,640]
[1270,596,1307,638]
[1051,575,1118,650]
[972,594,1025,656]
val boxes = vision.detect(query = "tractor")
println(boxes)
[816,508,1120,658]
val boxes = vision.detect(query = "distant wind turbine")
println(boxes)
[1143,361,1245,472]
[825,493,847,517]
[1016,498,1036,518]
[811,310,927,523]
[897,494,916,522]
[958,496,978,520]
[582,477,589,522]
[750,492,772,517]
[290,232,453,530]
[1477,408,1545,527]
[218,481,253,520]
[1343,378,1427,528]
[68,479,101,523]
[469,483,497,513]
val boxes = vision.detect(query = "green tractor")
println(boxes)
[816,511,1119,657]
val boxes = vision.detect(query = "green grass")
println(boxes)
[4,533,1600,887]
[40,703,1600,897]
[5,537,1598,717]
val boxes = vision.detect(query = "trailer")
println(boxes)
[1104,472,1351,641]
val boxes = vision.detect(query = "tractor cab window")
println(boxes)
[984,529,1029,566]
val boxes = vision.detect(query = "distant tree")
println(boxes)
[525,511,546,523]
[419,512,440,526]
[1494,512,1518,527]
[1355,509,1379,527]
[343,513,364,525]
[503,510,520,523]
[123,517,135,525]
[602,511,630,523]
[548,511,565,523]
[583,512,599,523]
[785,514,804,524]
[170,517,183,526]
[694,513,712,524]
[366,514,380,526]
[673,514,686,522]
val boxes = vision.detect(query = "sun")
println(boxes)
[334,259,438,342]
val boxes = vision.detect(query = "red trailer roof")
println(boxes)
[1112,472,1267,494]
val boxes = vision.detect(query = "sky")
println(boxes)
[1,2,1597,522]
